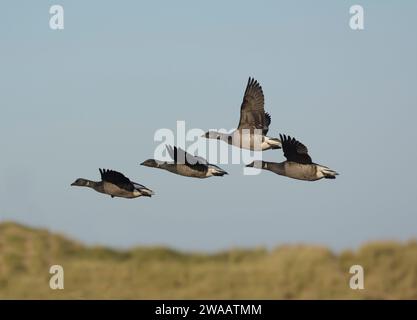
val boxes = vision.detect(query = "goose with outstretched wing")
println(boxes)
[246,134,338,181]
[141,145,228,178]
[202,77,281,151]
[71,169,154,198]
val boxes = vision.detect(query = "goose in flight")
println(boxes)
[71,169,154,198]
[202,77,281,151]
[246,134,338,181]
[141,145,228,178]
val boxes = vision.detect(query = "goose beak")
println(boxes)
[246,162,254,168]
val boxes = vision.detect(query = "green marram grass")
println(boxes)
[0,222,416,299]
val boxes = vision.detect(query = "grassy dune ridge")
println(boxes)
[0,222,416,299]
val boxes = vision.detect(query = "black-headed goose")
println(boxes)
[141,145,228,178]
[246,134,338,181]
[202,77,281,151]
[71,169,154,198]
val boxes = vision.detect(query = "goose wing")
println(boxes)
[264,113,271,135]
[99,169,134,191]
[279,134,312,164]
[166,145,207,172]
[238,77,270,135]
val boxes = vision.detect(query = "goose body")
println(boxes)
[247,134,338,181]
[71,169,154,198]
[141,145,228,178]
[203,77,281,151]
[206,130,280,151]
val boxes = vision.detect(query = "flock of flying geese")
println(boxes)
[71,77,338,199]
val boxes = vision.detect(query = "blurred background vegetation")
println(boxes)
[0,221,416,299]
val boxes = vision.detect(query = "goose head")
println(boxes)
[71,178,90,187]
[140,159,160,168]
[202,131,221,140]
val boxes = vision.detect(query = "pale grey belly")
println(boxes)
[102,182,138,198]
[227,132,267,151]
[168,165,207,178]
[284,163,319,181]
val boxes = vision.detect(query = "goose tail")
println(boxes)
[208,165,229,177]
[139,187,155,197]
[318,166,339,179]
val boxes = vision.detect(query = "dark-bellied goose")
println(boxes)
[141,145,228,178]
[246,134,338,181]
[202,77,281,151]
[71,169,154,198]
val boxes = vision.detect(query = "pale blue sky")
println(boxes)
[1,1,416,251]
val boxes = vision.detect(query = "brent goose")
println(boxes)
[141,145,228,178]
[202,77,281,151]
[246,134,338,181]
[71,169,154,198]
